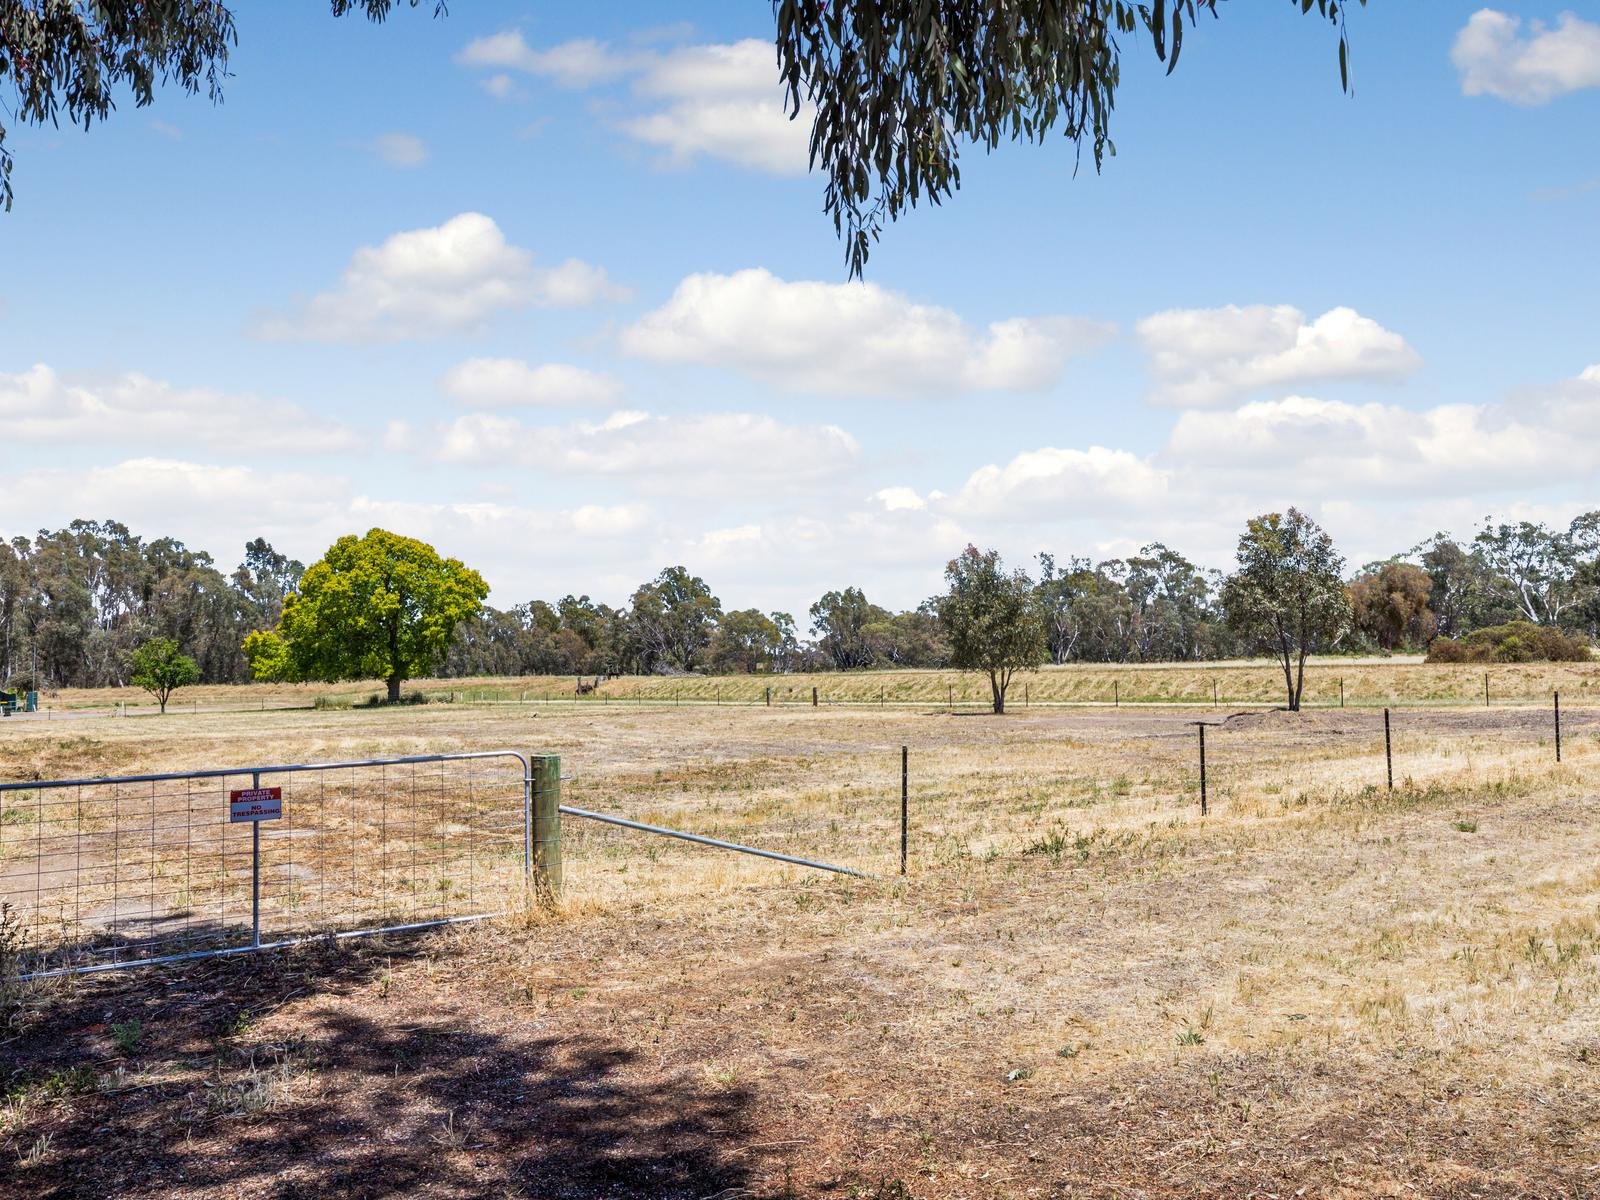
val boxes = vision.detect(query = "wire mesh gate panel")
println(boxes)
[0,752,531,977]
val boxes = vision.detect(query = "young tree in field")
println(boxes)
[129,637,200,714]
[3,4,1357,269]
[935,546,1046,715]
[1221,509,1350,711]
[243,529,488,703]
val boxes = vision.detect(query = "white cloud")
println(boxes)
[458,33,808,176]
[253,213,626,343]
[621,268,1114,395]
[622,39,809,175]
[1136,304,1420,407]
[456,33,639,87]
[0,458,656,607]
[4,459,355,554]
[480,73,516,100]
[672,505,968,613]
[1163,391,1594,496]
[1453,9,1600,105]
[426,409,860,496]
[439,358,623,408]
[372,132,429,169]
[0,364,360,455]
[872,487,926,512]
[946,446,1172,521]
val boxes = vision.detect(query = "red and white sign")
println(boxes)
[229,786,282,823]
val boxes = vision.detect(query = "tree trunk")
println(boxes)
[386,675,401,703]
[990,670,1005,714]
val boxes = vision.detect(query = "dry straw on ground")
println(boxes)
[2,677,1598,1197]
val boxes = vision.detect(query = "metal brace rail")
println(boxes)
[558,804,873,879]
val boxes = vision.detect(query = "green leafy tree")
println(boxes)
[810,587,892,670]
[1415,534,1500,638]
[1221,509,1350,711]
[707,609,788,674]
[244,528,488,702]
[862,607,950,667]
[129,637,200,714]
[629,567,722,673]
[934,545,1046,714]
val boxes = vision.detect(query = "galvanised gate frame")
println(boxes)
[1,750,864,980]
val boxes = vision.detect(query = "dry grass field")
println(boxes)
[20,655,1600,716]
[3,674,1599,1197]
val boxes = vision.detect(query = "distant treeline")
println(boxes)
[3,513,1598,689]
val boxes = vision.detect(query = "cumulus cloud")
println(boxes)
[947,446,1172,521]
[424,408,860,495]
[670,505,968,613]
[455,33,640,87]
[1453,9,1600,104]
[439,358,623,407]
[253,213,626,343]
[1136,303,1420,407]
[1163,389,1595,497]
[0,364,360,455]
[372,132,428,168]
[621,268,1114,395]
[1,458,656,606]
[621,39,809,175]
[457,32,807,175]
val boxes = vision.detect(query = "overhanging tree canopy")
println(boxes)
[2,2,1360,270]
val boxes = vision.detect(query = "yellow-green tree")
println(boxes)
[244,529,487,703]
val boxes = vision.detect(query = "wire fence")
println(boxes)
[0,752,530,978]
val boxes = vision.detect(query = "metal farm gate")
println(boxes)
[0,752,539,978]
[1,750,865,980]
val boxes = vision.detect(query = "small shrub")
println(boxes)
[110,1019,143,1055]
[357,690,430,708]
[1024,826,1072,863]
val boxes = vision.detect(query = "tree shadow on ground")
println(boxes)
[4,938,759,1200]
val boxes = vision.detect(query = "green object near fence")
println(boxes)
[0,689,38,715]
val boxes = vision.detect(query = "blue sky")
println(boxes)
[2,3,1597,616]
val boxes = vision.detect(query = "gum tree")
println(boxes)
[1221,509,1350,711]
[244,528,487,703]
[935,545,1046,714]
